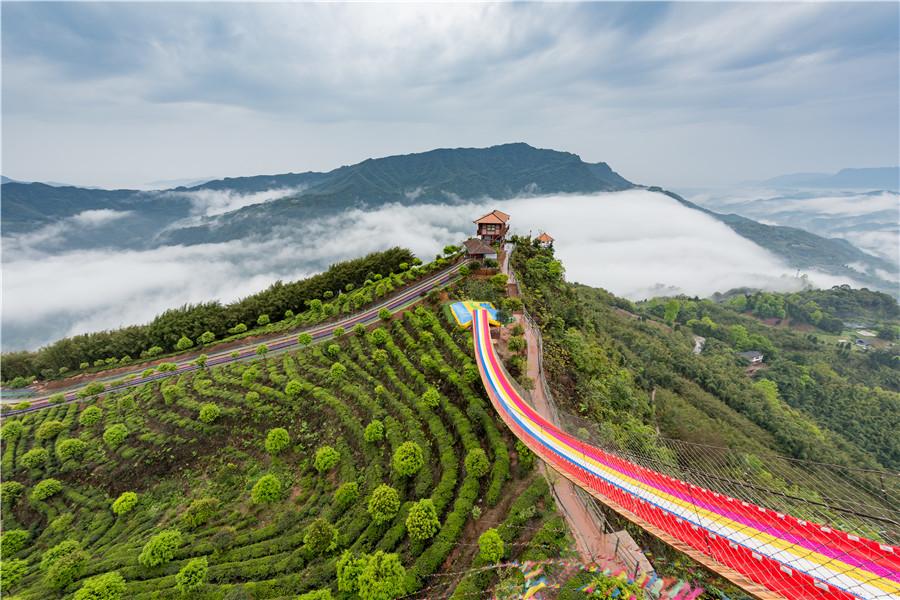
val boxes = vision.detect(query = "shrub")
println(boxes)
[1,529,29,557]
[103,424,128,449]
[78,381,106,398]
[36,419,65,440]
[357,551,406,600]
[329,362,347,381]
[298,333,313,346]
[353,323,366,337]
[298,590,333,600]
[464,448,490,478]
[242,367,259,386]
[49,392,66,404]
[285,379,303,397]
[182,497,220,529]
[372,349,388,364]
[142,368,155,378]
[337,551,366,593]
[1,558,27,592]
[73,571,127,600]
[257,314,270,326]
[333,482,359,511]
[195,354,208,368]
[79,406,103,427]
[367,484,400,524]
[245,391,260,403]
[314,445,340,473]
[251,474,282,504]
[230,323,248,334]
[303,518,338,555]
[406,499,440,541]
[176,556,208,594]
[370,328,389,346]
[0,420,23,440]
[265,428,290,455]
[198,402,221,424]
[199,331,216,344]
[19,446,49,469]
[1,482,25,504]
[379,308,392,321]
[364,420,385,443]
[333,326,345,337]
[420,388,440,409]
[112,491,138,516]
[157,362,177,372]
[256,344,268,355]
[138,529,182,568]
[31,478,63,501]
[175,335,194,351]
[45,545,88,589]
[326,343,341,357]
[478,528,504,563]
[585,574,647,599]
[515,440,534,470]
[392,441,424,477]
[56,438,88,462]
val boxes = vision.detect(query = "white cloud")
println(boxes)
[167,186,308,218]
[70,208,132,226]
[4,209,133,252]
[1,190,866,350]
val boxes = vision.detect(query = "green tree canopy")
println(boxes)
[392,441,424,477]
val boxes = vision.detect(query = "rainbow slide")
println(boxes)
[470,308,900,600]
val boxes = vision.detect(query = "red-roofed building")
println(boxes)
[536,232,554,247]
[474,209,510,243]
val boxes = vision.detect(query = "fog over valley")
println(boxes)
[2,190,863,351]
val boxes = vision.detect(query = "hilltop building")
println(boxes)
[463,238,498,261]
[474,209,510,243]
[536,232,554,247]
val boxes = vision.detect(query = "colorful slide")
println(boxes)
[470,308,900,600]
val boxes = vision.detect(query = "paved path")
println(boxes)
[6,261,467,415]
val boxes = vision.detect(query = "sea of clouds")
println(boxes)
[2,189,864,351]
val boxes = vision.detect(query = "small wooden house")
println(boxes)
[474,210,510,243]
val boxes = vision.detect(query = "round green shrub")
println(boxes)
[363,420,384,443]
[333,482,359,511]
[45,545,88,589]
[255,344,268,355]
[392,441,424,477]
[420,387,440,409]
[332,326,345,337]
[103,424,128,449]
[19,446,49,469]
[378,308,392,321]
[298,332,313,346]
[138,529,182,568]
[0,420,23,441]
[1,481,25,504]
[73,571,126,600]
[464,448,490,478]
[175,556,208,594]
[198,403,221,424]
[478,528,504,563]
[181,497,220,529]
[245,390,260,403]
[357,551,406,600]
[285,379,303,397]
[257,314,270,326]
[175,335,194,351]
[314,445,340,473]
[79,406,103,427]
[367,484,400,524]
[0,529,30,557]
[35,419,65,440]
[370,328,389,346]
[405,498,440,541]
[303,518,338,555]
[56,438,88,462]
[111,491,138,516]
[31,478,63,501]
[329,362,347,380]
[251,474,282,504]
[264,428,290,455]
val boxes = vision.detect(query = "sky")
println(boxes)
[2,2,898,189]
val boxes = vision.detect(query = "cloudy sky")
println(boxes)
[2,2,898,189]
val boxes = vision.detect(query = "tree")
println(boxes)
[464,448,490,478]
[329,362,347,381]
[357,551,406,600]
[663,299,681,324]
[304,518,338,555]
[199,331,216,344]
[49,392,66,404]
[256,343,269,356]
[354,323,367,337]
[45,545,88,589]
[405,499,439,540]
[176,556,208,594]
[147,345,164,357]
[265,428,290,454]
[1,482,25,505]
[379,308,392,321]
[285,379,303,397]
[251,474,282,504]
[19,447,49,469]
[420,388,440,409]
[112,491,138,515]
[31,478,63,501]
[1,529,29,557]
[194,354,208,368]
[230,323,248,334]
[138,529,182,568]
[314,445,340,473]
[478,528,504,563]
[198,403,221,424]
[298,333,313,346]
[56,438,88,462]
[36,419,65,440]
[370,328,389,346]
[257,314,271,326]
[326,343,341,357]
[103,424,128,449]
[333,326,345,337]
[73,571,127,600]
[364,420,385,443]
[333,482,359,511]
[182,497,220,529]
[337,551,366,593]
[367,484,400,524]
[175,336,194,351]
[1,420,23,440]
[79,406,103,426]
[392,441,424,477]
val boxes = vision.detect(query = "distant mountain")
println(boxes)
[2,143,895,291]
[762,167,899,190]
